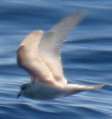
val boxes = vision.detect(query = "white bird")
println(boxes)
[17,11,104,100]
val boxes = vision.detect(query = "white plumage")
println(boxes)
[17,11,104,100]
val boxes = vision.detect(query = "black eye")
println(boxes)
[21,85,27,90]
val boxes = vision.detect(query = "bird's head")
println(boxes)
[17,83,30,98]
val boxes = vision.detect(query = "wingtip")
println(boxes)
[73,9,88,19]
[94,84,105,90]
[65,9,88,26]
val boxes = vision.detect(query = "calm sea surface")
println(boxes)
[0,0,112,119]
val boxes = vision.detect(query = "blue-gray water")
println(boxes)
[0,0,112,119]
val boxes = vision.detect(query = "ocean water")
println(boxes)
[0,0,112,119]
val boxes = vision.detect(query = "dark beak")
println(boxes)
[17,91,21,98]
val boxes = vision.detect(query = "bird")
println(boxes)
[17,11,104,100]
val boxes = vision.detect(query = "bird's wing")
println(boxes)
[17,32,62,87]
[39,11,85,79]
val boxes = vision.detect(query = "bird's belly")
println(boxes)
[27,83,65,100]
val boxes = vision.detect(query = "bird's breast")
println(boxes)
[29,82,65,99]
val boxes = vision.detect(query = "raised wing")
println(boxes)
[39,11,86,78]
